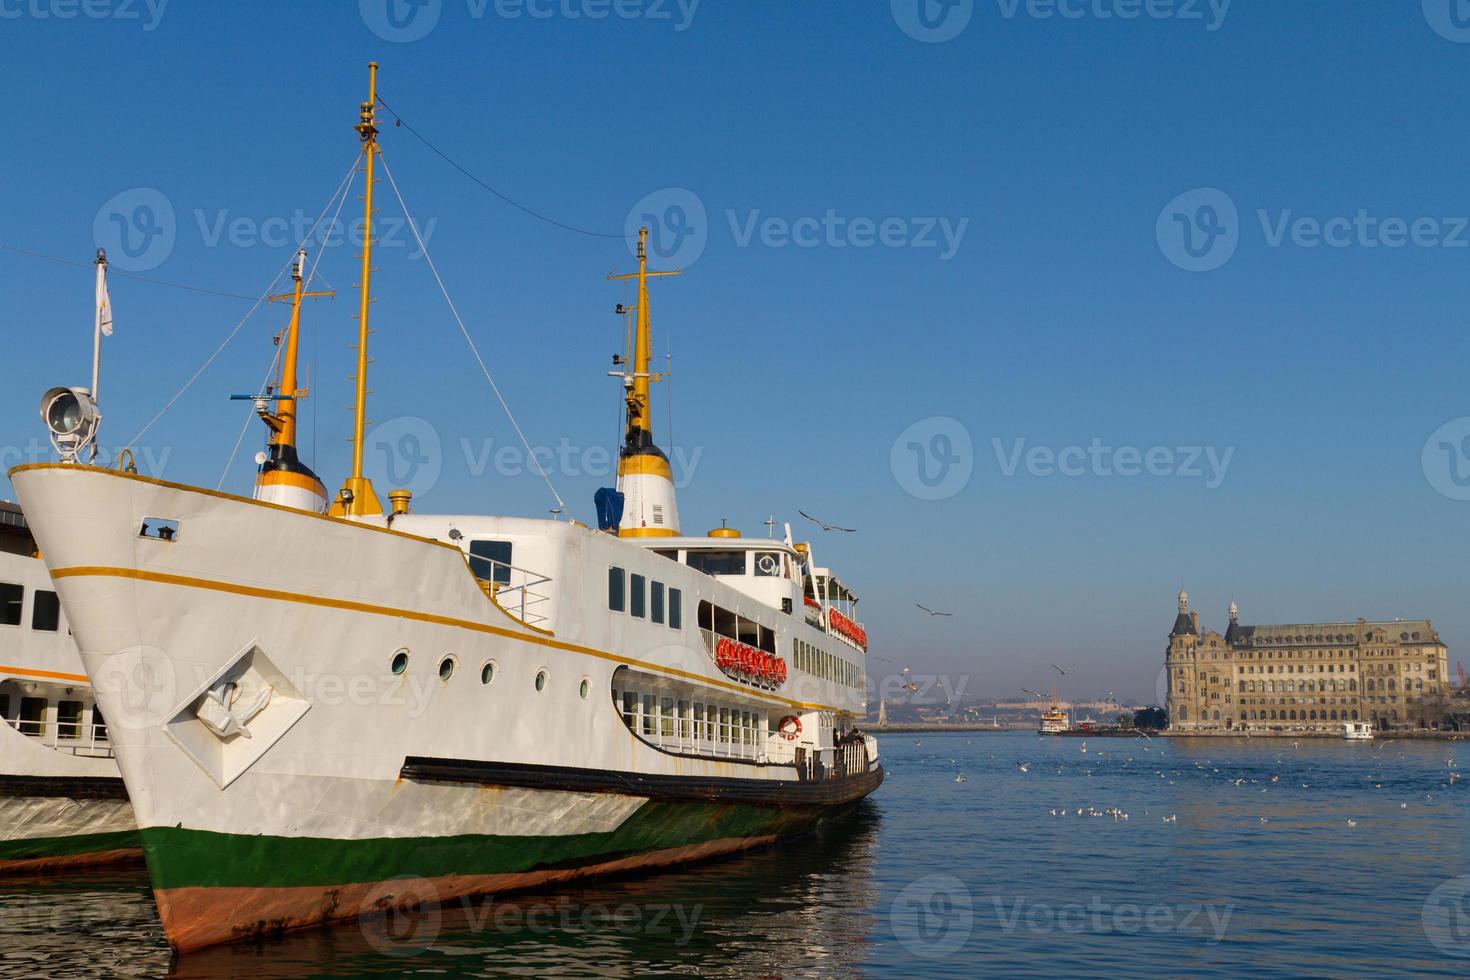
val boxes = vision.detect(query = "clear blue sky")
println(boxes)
[3,1,1468,704]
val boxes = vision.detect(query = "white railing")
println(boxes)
[476,558,554,630]
[4,716,114,759]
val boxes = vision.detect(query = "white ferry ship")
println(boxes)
[12,64,881,951]
[0,499,139,872]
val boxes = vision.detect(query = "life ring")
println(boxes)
[778,715,802,740]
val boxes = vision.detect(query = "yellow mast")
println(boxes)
[334,61,383,517]
[607,226,682,537]
[263,250,330,451]
[608,226,679,457]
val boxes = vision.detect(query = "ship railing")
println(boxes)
[790,737,878,781]
[476,559,553,630]
[645,724,764,762]
[4,716,115,759]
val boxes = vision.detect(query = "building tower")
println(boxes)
[1165,588,1199,729]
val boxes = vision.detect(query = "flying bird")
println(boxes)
[1016,762,1031,773]
[799,510,855,533]
[1050,664,1067,675]
[915,603,953,617]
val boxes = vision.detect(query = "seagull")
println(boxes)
[1162,814,1177,823]
[1347,819,1357,828]
[1050,664,1067,676]
[915,603,953,617]
[955,774,967,783]
[799,510,855,533]
[1016,762,1031,773]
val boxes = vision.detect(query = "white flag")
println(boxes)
[96,259,113,336]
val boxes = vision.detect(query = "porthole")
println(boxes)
[391,649,410,675]
[535,669,548,692]
[439,656,457,682]
[579,678,590,700]
[480,662,496,686]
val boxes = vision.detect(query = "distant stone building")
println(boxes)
[1164,591,1451,733]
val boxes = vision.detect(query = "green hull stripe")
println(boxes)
[141,799,832,891]
[0,829,142,862]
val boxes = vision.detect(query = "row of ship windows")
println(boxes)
[607,568,683,629]
[694,599,862,687]
[614,687,766,758]
[0,583,61,631]
[0,694,103,740]
[387,649,591,699]
[792,638,862,689]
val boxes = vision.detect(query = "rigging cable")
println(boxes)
[0,243,263,301]
[375,95,626,241]
[121,151,364,456]
[377,148,570,518]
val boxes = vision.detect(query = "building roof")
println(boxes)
[1228,620,1440,647]
[1171,612,1196,636]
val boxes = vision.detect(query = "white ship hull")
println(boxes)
[13,464,880,950]
[0,533,138,873]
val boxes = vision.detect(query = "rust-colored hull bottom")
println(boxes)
[0,847,144,876]
[159,833,779,953]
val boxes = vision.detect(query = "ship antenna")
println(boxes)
[607,227,682,537]
[335,60,384,517]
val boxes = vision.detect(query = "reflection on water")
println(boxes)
[2,734,1468,978]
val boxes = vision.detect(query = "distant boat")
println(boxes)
[1342,722,1375,741]
[1039,704,1071,735]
